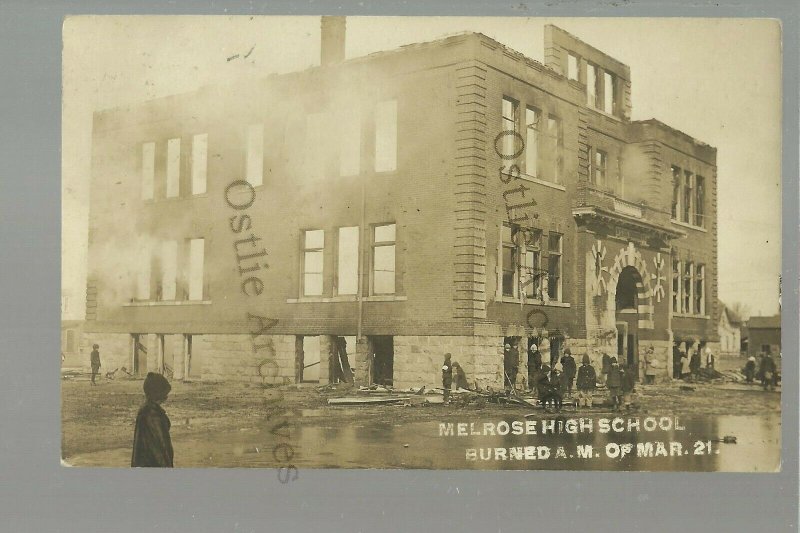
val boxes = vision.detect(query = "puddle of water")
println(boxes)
[65,413,781,472]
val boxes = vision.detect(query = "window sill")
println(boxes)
[673,313,710,320]
[670,219,707,232]
[499,297,570,308]
[518,173,566,192]
[587,106,623,122]
[124,300,212,307]
[286,295,407,303]
[287,296,357,303]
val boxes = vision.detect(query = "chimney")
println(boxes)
[320,16,346,66]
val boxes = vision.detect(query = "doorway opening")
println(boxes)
[615,265,641,380]
[330,335,355,383]
[131,334,147,376]
[295,336,321,383]
[370,336,394,386]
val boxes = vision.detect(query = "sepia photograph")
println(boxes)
[61,15,782,473]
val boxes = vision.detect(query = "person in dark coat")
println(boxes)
[606,357,624,411]
[132,372,174,468]
[759,352,777,391]
[90,344,101,385]
[528,344,542,393]
[575,354,597,409]
[537,364,562,412]
[503,343,518,391]
[442,353,453,402]
[673,343,682,379]
[689,344,701,380]
[452,362,470,391]
[601,352,612,386]
[622,363,637,412]
[560,348,577,396]
[744,355,756,384]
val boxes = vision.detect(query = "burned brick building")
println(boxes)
[84,19,718,389]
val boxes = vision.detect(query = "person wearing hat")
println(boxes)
[560,348,577,396]
[606,356,624,411]
[503,343,518,391]
[575,354,597,409]
[90,344,101,385]
[132,372,174,467]
[442,353,453,403]
[537,363,562,412]
[528,344,542,394]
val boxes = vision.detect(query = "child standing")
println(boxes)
[575,354,597,409]
[606,357,624,411]
[131,372,174,468]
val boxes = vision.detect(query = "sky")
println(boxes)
[62,16,782,320]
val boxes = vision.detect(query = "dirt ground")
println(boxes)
[61,359,780,463]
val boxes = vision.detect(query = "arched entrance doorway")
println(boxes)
[615,266,642,380]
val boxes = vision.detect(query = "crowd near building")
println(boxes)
[82,18,719,389]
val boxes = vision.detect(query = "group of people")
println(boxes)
[744,352,779,390]
[672,342,715,381]
[499,344,638,412]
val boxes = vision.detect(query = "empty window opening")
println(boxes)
[303,230,325,296]
[191,133,208,195]
[336,227,359,295]
[375,99,397,172]
[546,115,562,183]
[340,109,361,176]
[603,72,615,114]
[166,138,181,198]
[141,142,155,200]
[296,336,321,383]
[188,238,205,301]
[547,233,563,302]
[185,334,201,379]
[593,149,607,187]
[567,53,579,81]
[370,336,394,386]
[372,223,396,295]
[616,266,639,310]
[246,124,264,187]
[587,64,598,108]
[501,97,520,160]
[525,107,540,177]
[159,241,178,301]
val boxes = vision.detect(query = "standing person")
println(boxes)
[538,364,562,412]
[441,353,453,403]
[689,343,701,379]
[452,362,470,391]
[528,344,542,393]
[606,357,624,411]
[680,349,691,380]
[560,348,577,397]
[575,354,597,409]
[600,352,612,386]
[759,352,777,391]
[745,355,757,384]
[705,347,715,371]
[643,347,657,385]
[503,343,518,392]
[673,343,682,379]
[131,372,174,468]
[90,344,101,386]
[622,363,636,412]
